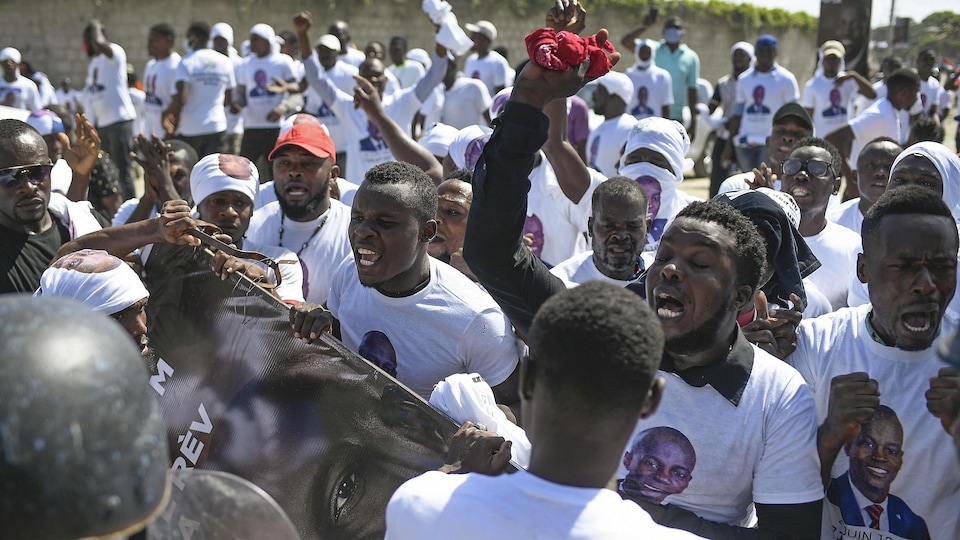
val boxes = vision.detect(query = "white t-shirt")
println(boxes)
[586,114,636,179]
[440,78,491,130]
[143,53,181,138]
[0,74,41,111]
[801,74,860,137]
[849,98,902,171]
[625,64,674,120]
[54,87,82,115]
[128,87,146,137]
[303,51,442,184]
[327,256,521,398]
[919,75,941,115]
[388,61,425,89]
[464,51,511,96]
[225,51,244,135]
[734,65,800,146]
[339,47,366,68]
[789,305,960,540]
[302,60,359,152]
[826,197,863,234]
[616,343,823,525]
[245,199,352,305]
[386,469,706,540]
[549,250,653,288]
[524,158,597,267]
[803,221,860,311]
[238,53,297,129]
[174,48,236,136]
[84,43,136,127]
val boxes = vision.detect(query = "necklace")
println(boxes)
[279,211,329,256]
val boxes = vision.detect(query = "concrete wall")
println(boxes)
[1,0,818,91]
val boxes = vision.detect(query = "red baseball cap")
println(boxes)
[268,122,336,162]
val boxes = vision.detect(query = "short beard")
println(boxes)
[276,180,329,221]
[664,302,734,356]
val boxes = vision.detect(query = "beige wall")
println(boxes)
[1,0,817,92]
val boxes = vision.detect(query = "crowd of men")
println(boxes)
[2,1,960,538]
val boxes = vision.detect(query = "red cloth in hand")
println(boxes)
[524,28,615,79]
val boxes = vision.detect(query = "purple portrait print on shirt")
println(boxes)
[523,214,544,259]
[359,330,398,377]
[464,134,491,171]
[746,85,770,114]
[822,88,847,117]
[634,176,666,242]
[250,69,271,97]
[360,120,388,151]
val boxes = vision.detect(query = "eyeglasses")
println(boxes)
[781,158,834,179]
[0,163,53,189]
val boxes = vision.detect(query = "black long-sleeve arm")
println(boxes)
[462,102,568,337]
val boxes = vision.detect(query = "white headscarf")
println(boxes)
[891,141,960,222]
[448,125,492,171]
[37,250,148,315]
[419,123,459,159]
[190,153,260,207]
[633,38,658,67]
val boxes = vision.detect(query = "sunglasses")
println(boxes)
[0,163,53,189]
[781,158,834,179]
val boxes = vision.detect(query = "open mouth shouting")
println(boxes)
[900,307,939,334]
[355,247,381,268]
[655,291,686,321]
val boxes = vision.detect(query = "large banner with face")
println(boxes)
[141,244,458,539]
[818,0,872,76]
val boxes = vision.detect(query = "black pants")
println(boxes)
[175,132,227,160]
[240,128,281,182]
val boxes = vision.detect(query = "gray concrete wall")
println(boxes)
[1,0,818,91]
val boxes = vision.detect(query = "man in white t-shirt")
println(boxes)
[586,71,636,179]
[0,48,41,112]
[386,281,703,540]
[301,33,358,168]
[438,57,491,130]
[327,20,366,68]
[387,37,424,89]
[787,186,960,539]
[82,20,138,200]
[826,137,901,234]
[295,11,445,185]
[463,20,511,96]
[916,49,941,120]
[142,23,181,139]
[210,22,244,155]
[54,78,82,116]
[728,34,800,173]
[233,24,298,181]
[801,40,876,137]
[550,177,653,288]
[779,136,860,310]
[464,51,823,536]
[165,22,236,158]
[246,121,351,305]
[625,39,673,120]
[825,68,920,188]
[291,160,521,401]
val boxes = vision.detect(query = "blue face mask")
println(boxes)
[183,39,194,55]
[664,28,683,45]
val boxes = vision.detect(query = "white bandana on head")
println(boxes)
[190,153,260,208]
[892,141,960,223]
[37,249,148,315]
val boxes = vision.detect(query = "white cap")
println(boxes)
[419,123,459,158]
[0,47,22,64]
[250,23,279,44]
[406,48,431,70]
[211,23,235,46]
[464,20,497,42]
[596,71,634,107]
[190,154,259,207]
[315,34,341,52]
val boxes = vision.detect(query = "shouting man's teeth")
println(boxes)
[656,293,684,319]
[790,186,811,197]
[356,248,381,267]
[903,312,933,332]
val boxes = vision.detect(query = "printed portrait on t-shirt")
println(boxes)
[145,74,163,105]
[746,85,769,114]
[631,86,654,118]
[619,426,696,505]
[634,176,666,242]
[360,120,388,152]
[359,330,398,377]
[2,89,17,107]
[822,88,847,117]
[824,405,931,540]
[523,214,544,259]
[588,137,601,170]
[250,69,271,97]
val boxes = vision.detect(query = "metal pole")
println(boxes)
[889,0,896,50]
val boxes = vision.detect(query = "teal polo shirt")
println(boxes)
[654,41,700,121]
